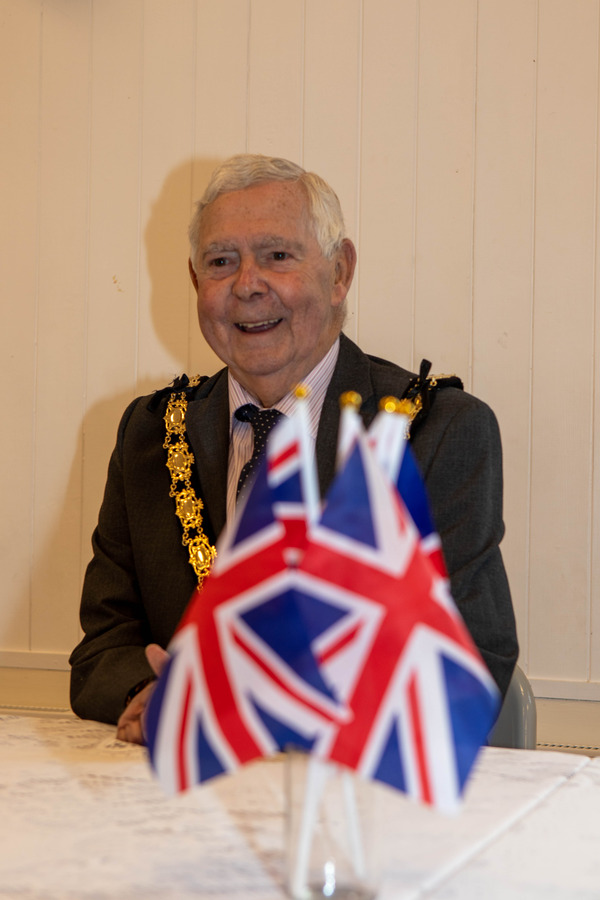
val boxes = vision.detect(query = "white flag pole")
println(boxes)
[336,390,363,471]
[290,387,327,898]
[289,389,366,897]
[342,768,367,880]
[290,755,331,899]
[368,397,410,484]
[293,385,320,527]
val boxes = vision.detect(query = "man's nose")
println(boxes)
[232,257,267,299]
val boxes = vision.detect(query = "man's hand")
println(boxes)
[116,643,170,745]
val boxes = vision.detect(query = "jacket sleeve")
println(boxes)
[69,399,157,724]
[414,392,519,698]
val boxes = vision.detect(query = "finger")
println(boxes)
[117,719,144,745]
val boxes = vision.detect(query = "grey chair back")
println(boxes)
[488,664,537,749]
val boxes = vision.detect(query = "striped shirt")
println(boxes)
[226,338,340,524]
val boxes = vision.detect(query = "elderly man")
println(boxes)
[70,154,518,744]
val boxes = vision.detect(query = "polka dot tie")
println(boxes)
[235,404,283,498]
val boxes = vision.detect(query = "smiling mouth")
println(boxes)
[235,318,282,333]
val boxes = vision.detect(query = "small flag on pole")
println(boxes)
[299,426,499,813]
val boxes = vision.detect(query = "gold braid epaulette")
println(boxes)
[163,376,216,586]
[396,359,463,436]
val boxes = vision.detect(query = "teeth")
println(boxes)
[237,319,280,331]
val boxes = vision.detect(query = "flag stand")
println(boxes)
[285,751,378,899]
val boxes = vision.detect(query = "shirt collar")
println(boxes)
[228,337,340,440]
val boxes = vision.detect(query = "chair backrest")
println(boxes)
[487,664,537,749]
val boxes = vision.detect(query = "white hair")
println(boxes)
[188,154,347,269]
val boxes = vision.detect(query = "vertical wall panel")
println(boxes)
[471,0,538,661]
[30,0,92,652]
[138,0,197,387]
[303,0,362,337]
[414,0,478,383]
[188,0,251,375]
[247,0,305,162]
[80,0,145,579]
[0,1,41,649]
[528,0,598,681]
[358,0,419,368]
[593,82,600,681]
[86,0,144,396]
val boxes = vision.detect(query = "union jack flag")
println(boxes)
[146,397,499,812]
[146,404,334,794]
[299,430,499,811]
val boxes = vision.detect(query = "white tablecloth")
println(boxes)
[0,713,598,899]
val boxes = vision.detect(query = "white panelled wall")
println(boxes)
[2,0,600,718]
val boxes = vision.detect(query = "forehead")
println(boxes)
[198,180,313,246]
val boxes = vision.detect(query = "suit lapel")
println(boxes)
[185,368,230,541]
[316,333,414,497]
[316,334,378,497]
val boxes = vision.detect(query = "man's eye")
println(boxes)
[210,257,230,267]
[271,251,289,261]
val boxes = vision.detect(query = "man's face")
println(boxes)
[190,180,355,407]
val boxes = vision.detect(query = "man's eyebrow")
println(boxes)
[254,235,305,252]
[202,235,305,258]
[202,241,237,258]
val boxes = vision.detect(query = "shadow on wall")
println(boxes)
[144,156,224,375]
[11,157,233,701]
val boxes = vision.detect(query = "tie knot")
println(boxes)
[235,403,282,432]
[235,404,283,498]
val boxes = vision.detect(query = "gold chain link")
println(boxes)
[163,379,216,586]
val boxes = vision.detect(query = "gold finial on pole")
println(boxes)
[380,395,417,417]
[339,390,362,410]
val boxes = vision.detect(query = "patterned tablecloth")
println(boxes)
[0,713,597,899]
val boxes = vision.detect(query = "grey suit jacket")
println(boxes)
[70,334,518,724]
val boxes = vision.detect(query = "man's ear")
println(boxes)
[332,238,357,302]
[188,258,199,292]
